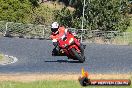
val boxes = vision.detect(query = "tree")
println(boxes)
[54,7,73,27]
[29,0,39,8]
[74,0,130,32]
[55,0,130,32]
[0,0,32,23]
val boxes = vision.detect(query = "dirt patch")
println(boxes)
[0,73,131,82]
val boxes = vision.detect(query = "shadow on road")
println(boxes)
[45,60,81,63]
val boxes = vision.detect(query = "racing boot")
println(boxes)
[52,46,60,56]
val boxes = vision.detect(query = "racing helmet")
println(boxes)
[51,22,59,33]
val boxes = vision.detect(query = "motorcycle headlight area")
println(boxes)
[69,38,74,44]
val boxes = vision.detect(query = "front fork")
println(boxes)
[74,38,84,52]
[67,38,85,58]
[74,38,85,57]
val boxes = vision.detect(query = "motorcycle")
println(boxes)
[55,32,86,63]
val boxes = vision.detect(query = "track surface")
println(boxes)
[0,37,132,74]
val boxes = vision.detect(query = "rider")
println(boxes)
[50,22,68,55]
[50,22,85,55]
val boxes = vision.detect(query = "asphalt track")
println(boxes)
[0,37,132,74]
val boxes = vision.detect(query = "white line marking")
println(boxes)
[0,55,18,65]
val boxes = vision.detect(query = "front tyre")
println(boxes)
[71,48,85,63]
[52,48,59,56]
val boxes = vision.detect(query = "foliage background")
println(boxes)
[0,0,131,32]
[55,0,130,32]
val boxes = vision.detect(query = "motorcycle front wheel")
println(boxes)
[71,48,85,63]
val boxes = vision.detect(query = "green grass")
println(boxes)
[113,32,132,45]
[0,80,131,88]
[0,54,3,61]
[126,27,132,32]
[126,18,132,32]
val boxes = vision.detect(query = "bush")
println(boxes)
[54,7,73,27]
[55,0,130,32]
[0,0,32,23]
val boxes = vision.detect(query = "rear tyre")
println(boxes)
[71,48,85,63]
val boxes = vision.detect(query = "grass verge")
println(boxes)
[0,73,131,88]
[0,54,3,61]
[0,80,131,88]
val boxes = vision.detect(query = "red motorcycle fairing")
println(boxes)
[68,43,80,52]
[58,32,81,57]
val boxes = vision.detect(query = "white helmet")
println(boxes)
[51,22,59,33]
[51,22,59,28]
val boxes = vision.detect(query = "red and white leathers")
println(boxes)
[50,26,81,47]
[50,26,68,43]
